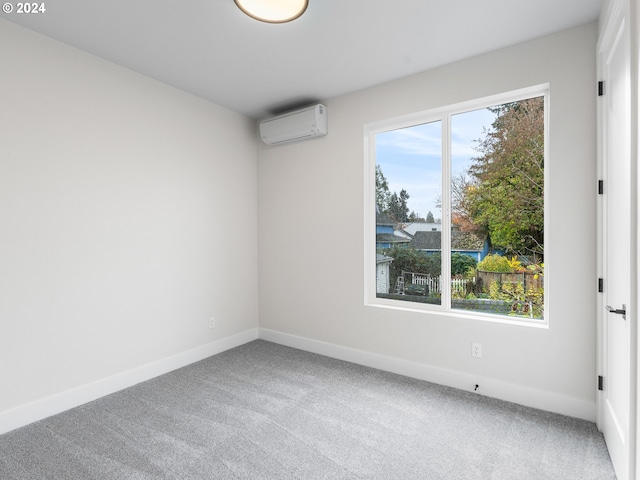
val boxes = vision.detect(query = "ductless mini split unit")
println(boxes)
[259,104,328,145]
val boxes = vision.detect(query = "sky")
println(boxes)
[376,107,497,220]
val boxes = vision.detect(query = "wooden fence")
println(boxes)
[396,270,542,296]
[476,270,543,292]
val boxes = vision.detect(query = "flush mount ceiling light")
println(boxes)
[234,0,308,23]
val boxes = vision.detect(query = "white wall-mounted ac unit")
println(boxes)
[259,104,327,145]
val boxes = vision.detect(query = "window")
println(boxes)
[365,86,547,324]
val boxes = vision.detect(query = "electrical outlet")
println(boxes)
[209,317,216,329]
[472,342,482,358]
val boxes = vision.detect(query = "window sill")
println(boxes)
[366,297,549,329]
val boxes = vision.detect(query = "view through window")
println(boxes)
[373,93,545,321]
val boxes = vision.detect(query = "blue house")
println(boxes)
[376,209,410,249]
[409,227,489,262]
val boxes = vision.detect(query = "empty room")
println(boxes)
[0,0,637,478]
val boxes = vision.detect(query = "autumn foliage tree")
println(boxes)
[465,97,544,260]
[450,172,475,231]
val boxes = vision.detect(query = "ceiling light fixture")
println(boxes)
[234,0,308,24]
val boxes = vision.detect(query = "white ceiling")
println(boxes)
[5,0,604,119]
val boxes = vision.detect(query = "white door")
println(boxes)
[599,1,634,479]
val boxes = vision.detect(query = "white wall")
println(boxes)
[258,24,598,419]
[0,20,259,423]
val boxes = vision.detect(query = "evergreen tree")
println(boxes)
[388,189,411,222]
[426,211,435,223]
[375,165,391,213]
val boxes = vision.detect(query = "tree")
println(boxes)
[382,246,441,288]
[376,166,411,222]
[466,97,544,259]
[388,189,411,222]
[409,211,425,222]
[375,165,391,213]
[450,173,476,231]
[426,211,435,223]
[451,252,477,276]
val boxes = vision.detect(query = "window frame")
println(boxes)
[364,85,550,327]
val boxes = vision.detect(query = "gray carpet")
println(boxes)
[0,340,615,479]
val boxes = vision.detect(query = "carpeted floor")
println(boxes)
[0,340,616,479]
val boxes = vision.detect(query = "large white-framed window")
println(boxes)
[364,85,549,326]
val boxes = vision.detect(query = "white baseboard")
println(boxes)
[259,328,596,422]
[2,326,595,436]
[0,328,259,435]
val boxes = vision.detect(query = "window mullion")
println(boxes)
[441,115,452,310]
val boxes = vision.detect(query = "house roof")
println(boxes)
[410,229,485,251]
[376,210,396,227]
[402,222,442,235]
[376,233,410,245]
[452,230,486,250]
[410,231,441,250]
[376,253,394,264]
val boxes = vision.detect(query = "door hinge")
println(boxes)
[598,278,604,293]
[598,375,604,391]
[598,81,604,96]
[598,180,604,194]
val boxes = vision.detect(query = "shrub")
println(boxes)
[477,254,513,273]
[381,246,441,287]
[451,252,478,276]
[487,279,544,318]
[405,283,426,296]
[507,256,525,272]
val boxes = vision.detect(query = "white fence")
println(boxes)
[410,273,439,292]
[398,271,471,295]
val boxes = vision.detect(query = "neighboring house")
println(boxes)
[376,253,394,294]
[376,209,410,249]
[393,229,413,241]
[402,222,442,236]
[409,227,489,262]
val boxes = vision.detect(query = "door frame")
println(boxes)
[596,0,639,479]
